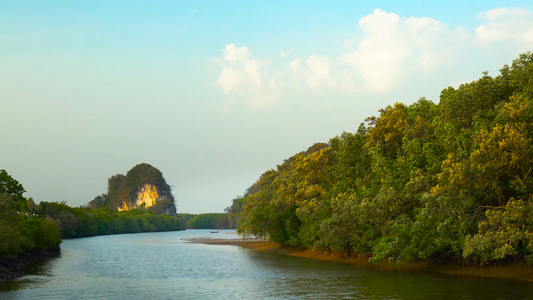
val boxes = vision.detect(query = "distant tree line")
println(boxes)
[178,213,234,229]
[231,52,533,266]
[186,213,228,229]
[39,202,181,238]
[0,169,181,259]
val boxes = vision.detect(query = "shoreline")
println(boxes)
[0,246,61,282]
[186,238,533,283]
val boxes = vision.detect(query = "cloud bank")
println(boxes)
[215,7,533,107]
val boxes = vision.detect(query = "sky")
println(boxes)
[1,1,533,214]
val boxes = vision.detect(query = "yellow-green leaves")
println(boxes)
[235,52,533,264]
[464,198,533,265]
[365,102,409,158]
[470,123,532,204]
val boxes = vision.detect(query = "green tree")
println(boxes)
[0,193,32,256]
[463,198,533,265]
[365,102,409,159]
[0,169,26,203]
[187,213,227,229]
[235,52,533,265]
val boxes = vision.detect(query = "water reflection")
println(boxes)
[240,247,532,299]
[1,230,532,299]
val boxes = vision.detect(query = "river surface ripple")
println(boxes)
[1,229,532,299]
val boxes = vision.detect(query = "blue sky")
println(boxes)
[2,1,533,213]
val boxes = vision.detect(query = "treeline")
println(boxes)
[39,202,181,238]
[0,169,182,258]
[234,52,533,266]
[179,213,233,229]
[0,170,61,257]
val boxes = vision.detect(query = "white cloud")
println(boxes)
[526,27,533,44]
[215,9,467,100]
[343,39,356,48]
[280,51,291,58]
[215,44,278,108]
[304,55,333,89]
[222,43,250,62]
[215,44,262,94]
[289,58,301,70]
[215,8,533,106]
[286,55,354,92]
[476,7,529,21]
[341,9,456,92]
[475,7,533,49]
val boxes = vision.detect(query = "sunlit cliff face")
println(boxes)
[117,202,129,211]
[136,184,158,208]
[117,184,159,211]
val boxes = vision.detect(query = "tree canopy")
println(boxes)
[0,169,26,203]
[234,52,533,266]
[0,169,182,259]
[0,170,61,257]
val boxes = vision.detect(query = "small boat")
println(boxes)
[210,230,219,233]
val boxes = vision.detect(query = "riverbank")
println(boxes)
[187,238,533,282]
[0,246,60,282]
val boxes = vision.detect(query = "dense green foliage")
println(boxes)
[224,196,245,229]
[87,163,177,216]
[39,202,181,238]
[177,211,237,229]
[0,169,182,259]
[187,213,229,229]
[0,170,61,257]
[236,52,533,265]
[177,213,197,227]
[0,170,25,204]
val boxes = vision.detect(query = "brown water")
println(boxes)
[1,230,532,299]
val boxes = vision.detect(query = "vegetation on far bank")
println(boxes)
[229,52,533,266]
[39,202,181,238]
[0,169,181,260]
[184,213,231,229]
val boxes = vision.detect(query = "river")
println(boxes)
[1,230,532,299]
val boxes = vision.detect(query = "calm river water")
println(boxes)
[1,229,532,299]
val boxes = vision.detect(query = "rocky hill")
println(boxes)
[87,163,177,216]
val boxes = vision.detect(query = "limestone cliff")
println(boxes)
[87,163,177,216]
[117,183,160,211]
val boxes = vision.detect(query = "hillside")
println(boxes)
[87,163,177,216]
